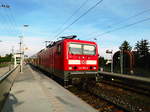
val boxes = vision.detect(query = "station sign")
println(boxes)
[106,50,112,54]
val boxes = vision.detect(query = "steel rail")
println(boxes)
[86,86,130,112]
[98,71,150,85]
[98,71,150,96]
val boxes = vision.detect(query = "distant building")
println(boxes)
[13,53,21,67]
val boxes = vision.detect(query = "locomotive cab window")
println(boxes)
[69,43,82,54]
[83,45,96,55]
[57,44,61,55]
[69,43,96,55]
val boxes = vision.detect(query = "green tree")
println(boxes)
[0,53,12,63]
[99,57,107,67]
[5,53,12,58]
[135,39,150,57]
[134,39,150,70]
[119,40,132,51]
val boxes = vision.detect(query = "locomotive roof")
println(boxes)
[63,38,96,45]
[36,37,97,56]
[46,38,96,48]
[60,38,95,44]
[45,35,95,48]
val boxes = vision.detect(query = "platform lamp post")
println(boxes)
[19,25,29,73]
[106,50,113,73]
[19,36,23,72]
[22,25,29,66]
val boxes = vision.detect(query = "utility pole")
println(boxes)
[19,36,23,73]
[19,25,29,73]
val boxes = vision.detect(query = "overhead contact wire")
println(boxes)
[87,8,150,40]
[93,17,150,38]
[54,0,103,38]
[0,2,14,34]
[55,0,89,34]
[3,0,21,35]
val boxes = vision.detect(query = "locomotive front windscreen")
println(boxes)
[83,45,95,55]
[69,43,96,55]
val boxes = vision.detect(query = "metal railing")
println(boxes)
[0,65,19,111]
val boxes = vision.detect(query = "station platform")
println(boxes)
[2,65,97,112]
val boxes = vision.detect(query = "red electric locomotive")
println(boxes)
[32,35,99,85]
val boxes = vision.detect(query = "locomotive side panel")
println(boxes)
[36,42,65,79]
[53,43,64,79]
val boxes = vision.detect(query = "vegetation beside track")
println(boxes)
[0,64,9,68]
[0,54,13,68]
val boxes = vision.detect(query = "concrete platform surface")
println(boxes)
[2,65,97,112]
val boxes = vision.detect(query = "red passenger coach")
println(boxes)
[32,35,99,85]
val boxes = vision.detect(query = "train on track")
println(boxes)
[29,35,99,86]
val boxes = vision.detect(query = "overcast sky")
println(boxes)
[0,0,150,58]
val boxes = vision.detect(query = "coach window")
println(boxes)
[57,44,61,55]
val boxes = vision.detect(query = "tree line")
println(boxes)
[0,54,12,63]
[119,39,150,69]
[99,39,150,75]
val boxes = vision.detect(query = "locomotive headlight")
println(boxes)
[93,67,96,69]
[69,66,72,70]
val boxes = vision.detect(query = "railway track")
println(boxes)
[98,71,150,96]
[100,79,150,96]
[67,71,150,112]
[31,66,150,112]
[68,79,150,112]
[31,66,125,112]
[68,85,127,112]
